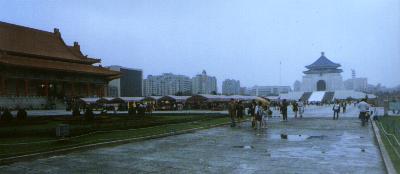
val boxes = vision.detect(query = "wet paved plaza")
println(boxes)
[0,106,386,174]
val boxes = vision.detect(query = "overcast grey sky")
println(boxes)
[1,0,399,90]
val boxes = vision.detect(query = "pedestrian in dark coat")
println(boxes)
[280,99,288,121]
[292,102,299,118]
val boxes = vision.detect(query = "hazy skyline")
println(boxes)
[1,0,399,91]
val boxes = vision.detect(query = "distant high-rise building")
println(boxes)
[192,70,217,94]
[222,79,240,95]
[143,73,192,96]
[240,87,248,95]
[344,78,368,92]
[344,69,368,92]
[108,66,143,97]
[248,86,291,96]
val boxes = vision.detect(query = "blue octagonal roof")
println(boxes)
[306,52,341,69]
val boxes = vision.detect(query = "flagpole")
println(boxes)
[279,61,282,86]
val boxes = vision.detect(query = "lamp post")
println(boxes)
[40,82,53,97]
[41,83,45,96]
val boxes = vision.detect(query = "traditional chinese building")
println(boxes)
[300,52,344,92]
[283,52,374,103]
[0,21,120,108]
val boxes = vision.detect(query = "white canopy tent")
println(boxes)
[79,98,100,104]
[159,95,191,103]
[111,97,145,103]
[333,90,376,100]
[279,92,304,101]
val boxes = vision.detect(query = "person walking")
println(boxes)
[297,99,304,118]
[228,99,237,127]
[342,102,347,113]
[255,102,263,129]
[261,104,269,128]
[340,101,347,114]
[249,101,257,128]
[292,101,299,118]
[332,100,340,120]
[236,100,244,127]
[280,99,288,121]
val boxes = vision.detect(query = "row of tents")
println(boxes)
[79,94,269,105]
[79,91,377,107]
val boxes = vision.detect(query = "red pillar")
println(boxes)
[71,82,75,97]
[0,76,3,96]
[95,85,99,97]
[61,82,65,97]
[104,85,108,97]
[3,78,7,96]
[16,79,20,97]
[86,83,90,97]
[24,79,29,96]
[44,81,49,97]
[96,85,103,97]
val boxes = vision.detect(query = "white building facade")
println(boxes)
[248,86,291,96]
[222,79,240,95]
[192,70,217,94]
[344,78,368,92]
[143,73,192,96]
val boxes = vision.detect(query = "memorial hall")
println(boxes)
[0,21,120,108]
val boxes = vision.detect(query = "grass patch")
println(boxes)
[377,116,400,173]
[0,114,232,159]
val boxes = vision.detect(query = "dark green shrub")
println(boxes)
[1,109,13,122]
[72,107,81,118]
[128,107,136,116]
[16,108,27,121]
[84,108,94,121]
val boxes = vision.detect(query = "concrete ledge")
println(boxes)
[371,120,397,174]
[0,122,231,165]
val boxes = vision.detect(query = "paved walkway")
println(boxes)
[0,106,386,174]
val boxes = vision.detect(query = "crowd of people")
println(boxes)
[127,102,155,116]
[228,99,274,129]
[227,97,376,129]
[331,100,348,120]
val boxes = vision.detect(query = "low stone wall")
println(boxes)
[0,97,47,109]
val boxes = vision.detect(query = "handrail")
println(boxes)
[377,121,400,159]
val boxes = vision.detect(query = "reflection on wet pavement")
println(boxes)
[0,106,386,174]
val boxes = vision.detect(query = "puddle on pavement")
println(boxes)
[307,135,327,140]
[270,134,328,141]
[232,145,254,149]
[270,134,310,141]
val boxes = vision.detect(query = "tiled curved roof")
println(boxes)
[0,54,120,78]
[0,21,96,63]
[306,52,340,69]
[0,21,120,79]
